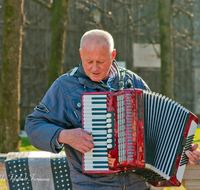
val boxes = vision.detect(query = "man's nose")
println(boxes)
[92,62,99,71]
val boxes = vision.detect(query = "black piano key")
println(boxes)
[92,119,107,122]
[92,108,107,111]
[93,150,107,152]
[93,166,108,168]
[92,112,107,115]
[92,97,107,100]
[93,154,107,157]
[92,134,107,137]
[92,128,107,130]
[92,101,107,104]
[93,139,106,142]
[93,161,108,164]
[92,123,107,126]
[94,145,107,148]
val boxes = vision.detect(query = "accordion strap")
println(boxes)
[118,67,126,90]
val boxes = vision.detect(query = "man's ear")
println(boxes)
[79,49,82,58]
[112,49,116,61]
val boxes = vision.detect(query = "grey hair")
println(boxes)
[80,29,114,53]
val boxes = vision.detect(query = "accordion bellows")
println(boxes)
[82,89,198,187]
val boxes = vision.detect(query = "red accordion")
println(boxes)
[81,89,198,187]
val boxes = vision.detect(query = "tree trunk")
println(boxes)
[158,0,174,99]
[48,0,70,88]
[0,0,23,152]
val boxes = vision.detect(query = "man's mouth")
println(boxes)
[92,73,100,76]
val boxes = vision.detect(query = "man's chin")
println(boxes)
[90,76,102,82]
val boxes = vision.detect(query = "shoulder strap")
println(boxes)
[118,67,126,90]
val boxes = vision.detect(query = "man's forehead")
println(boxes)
[82,39,109,50]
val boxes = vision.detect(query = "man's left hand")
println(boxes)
[185,144,200,166]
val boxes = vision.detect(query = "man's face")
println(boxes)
[79,41,116,82]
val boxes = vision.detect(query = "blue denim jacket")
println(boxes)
[25,62,151,190]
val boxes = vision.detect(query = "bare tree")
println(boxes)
[0,0,24,152]
[32,0,70,88]
[158,0,174,99]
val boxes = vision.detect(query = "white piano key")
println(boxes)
[84,156,108,161]
[93,139,108,144]
[83,95,107,99]
[83,105,107,109]
[85,121,107,124]
[83,100,107,104]
[84,167,109,171]
[83,129,107,134]
[93,142,107,146]
[84,155,108,160]
[85,153,108,157]
[83,128,107,132]
[83,115,108,120]
[91,147,107,150]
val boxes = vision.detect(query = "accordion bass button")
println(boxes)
[107,134,112,138]
[107,139,112,143]
[107,113,111,118]
[107,124,112,128]
[107,119,112,123]
[108,129,112,133]
[107,144,112,149]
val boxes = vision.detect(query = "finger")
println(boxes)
[84,139,95,149]
[81,128,92,135]
[188,159,195,166]
[191,144,199,151]
[192,149,200,157]
[85,134,94,142]
[186,150,199,163]
[80,129,94,141]
[81,144,93,153]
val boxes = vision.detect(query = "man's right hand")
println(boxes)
[57,128,94,153]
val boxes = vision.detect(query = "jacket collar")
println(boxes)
[77,60,121,91]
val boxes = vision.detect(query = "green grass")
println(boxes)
[20,137,41,152]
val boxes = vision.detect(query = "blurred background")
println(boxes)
[0,0,199,155]
[0,0,200,189]
[0,0,200,125]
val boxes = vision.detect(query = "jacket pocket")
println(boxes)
[70,99,82,124]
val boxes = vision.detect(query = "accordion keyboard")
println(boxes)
[82,94,114,171]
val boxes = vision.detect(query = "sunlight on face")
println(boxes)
[80,40,116,82]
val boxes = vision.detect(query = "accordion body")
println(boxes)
[81,89,198,187]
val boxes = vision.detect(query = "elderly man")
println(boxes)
[25,29,200,190]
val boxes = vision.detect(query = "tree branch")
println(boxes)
[172,5,193,18]
[107,9,158,29]
[112,0,158,6]
[31,0,52,11]
[30,10,48,25]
